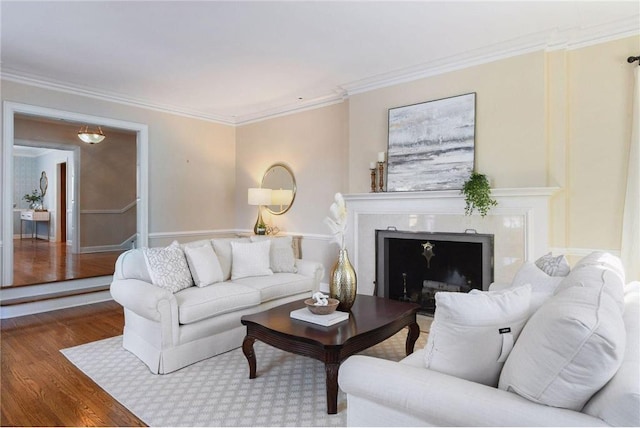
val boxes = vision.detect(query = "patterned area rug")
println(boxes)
[61,328,428,427]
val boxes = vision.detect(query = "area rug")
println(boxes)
[61,328,428,427]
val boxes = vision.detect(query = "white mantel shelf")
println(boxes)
[342,187,561,295]
[344,187,560,201]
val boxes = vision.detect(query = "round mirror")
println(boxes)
[262,163,296,215]
[39,171,48,197]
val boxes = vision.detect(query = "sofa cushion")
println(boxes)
[534,252,570,276]
[510,261,564,313]
[498,276,626,411]
[231,240,273,280]
[250,235,297,273]
[233,273,313,303]
[582,282,640,426]
[143,241,193,293]
[184,242,224,287]
[423,284,531,387]
[212,237,250,281]
[175,283,261,324]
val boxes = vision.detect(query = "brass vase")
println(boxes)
[329,249,357,311]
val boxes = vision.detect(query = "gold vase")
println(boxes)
[329,249,357,311]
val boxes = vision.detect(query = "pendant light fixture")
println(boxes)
[77,125,106,144]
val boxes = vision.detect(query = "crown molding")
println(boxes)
[0,68,237,126]
[2,15,637,126]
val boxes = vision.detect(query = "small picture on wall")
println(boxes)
[387,93,476,191]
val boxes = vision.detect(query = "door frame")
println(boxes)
[2,102,149,285]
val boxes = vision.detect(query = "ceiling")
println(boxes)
[1,1,638,125]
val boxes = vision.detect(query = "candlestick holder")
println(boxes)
[378,162,385,192]
[370,167,377,193]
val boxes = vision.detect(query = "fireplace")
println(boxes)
[375,229,494,315]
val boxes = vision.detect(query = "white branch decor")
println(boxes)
[323,192,348,250]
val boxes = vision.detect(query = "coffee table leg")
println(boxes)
[406,322,420,355]
[242,336,257,379]
[325,362,340,414]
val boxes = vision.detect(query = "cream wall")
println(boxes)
[1,80,237,251]
[347,36,639,259]
[235,102,349,271]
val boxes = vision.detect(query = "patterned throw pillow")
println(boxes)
[143,241,193,292]
[535,252,570,277]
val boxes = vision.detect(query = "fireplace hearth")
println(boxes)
[375,229,494,314]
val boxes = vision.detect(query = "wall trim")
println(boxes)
[80,200,137,215]
[80,234,137,254]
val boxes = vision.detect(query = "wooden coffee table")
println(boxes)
[240,295,420,414]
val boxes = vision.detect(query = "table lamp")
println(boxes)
[248,188,272,235]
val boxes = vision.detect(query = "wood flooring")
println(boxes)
[11,239,123,286]
[0,301,144,426]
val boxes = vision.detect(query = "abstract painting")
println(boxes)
[387,93,476,191]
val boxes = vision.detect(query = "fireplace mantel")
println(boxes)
[343,187,559,295]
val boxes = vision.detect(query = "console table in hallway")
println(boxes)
[20,210,50,241]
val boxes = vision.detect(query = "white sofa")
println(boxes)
[111,237,324,374]
[339,252,640,426]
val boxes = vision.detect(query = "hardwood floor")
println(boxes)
[11,239,123,286]
[0,301,144,426]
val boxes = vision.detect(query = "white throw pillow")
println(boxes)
[498,281,626,411]
[583,282,640,427]
[554,251,626,312]
[143,241,193,293]
[212,238,250,281]
[250,235,297,273]
[184,243,224,287]
[423,284,532,387]
[230,240,273,280]
[511,261,564,314]
[535,252,571,276]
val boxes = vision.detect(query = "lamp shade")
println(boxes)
[248,188,272,206]
[271,189,293,206]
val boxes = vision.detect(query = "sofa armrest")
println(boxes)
[295,259,325,292]
[339,356,607,427]
[110,278,176,322]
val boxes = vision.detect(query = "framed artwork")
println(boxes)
[387,93,476,191]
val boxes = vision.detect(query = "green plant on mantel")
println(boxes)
[461,172,497,217]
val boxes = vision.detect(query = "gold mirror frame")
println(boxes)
[39,171,48,197]
[262,163,296,215]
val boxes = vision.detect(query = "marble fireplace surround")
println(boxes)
[343,188,559,296]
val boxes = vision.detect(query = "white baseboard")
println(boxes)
[80,234,137,253]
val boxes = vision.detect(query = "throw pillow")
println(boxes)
[212,238,250,281]
[510,261,564,314]
[554,251,625,312]
[498,281,626,411]
[143,241,193,292]
[423,284,532,387]
[230,240,273,280]
[250,235,297,273]
[184,242,224,287]
[534,252,570,276]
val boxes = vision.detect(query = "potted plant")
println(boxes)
[461,172,497,217]
[23,189,43,210]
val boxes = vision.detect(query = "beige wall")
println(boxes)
[347,36,639,258]
[1,80,237,246]
[235,102,349,269]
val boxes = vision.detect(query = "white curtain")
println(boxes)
[621,66,640,281]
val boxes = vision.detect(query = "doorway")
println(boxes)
[2,102,149,286]
[58,162,67,243]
